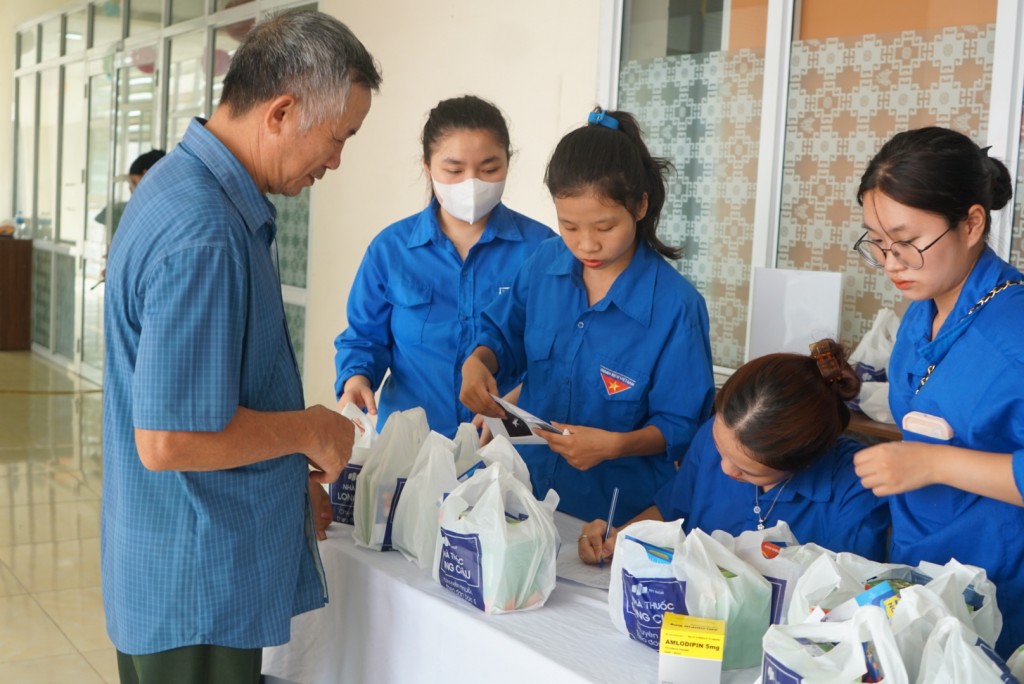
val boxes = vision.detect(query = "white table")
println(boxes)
[262,514,759,684]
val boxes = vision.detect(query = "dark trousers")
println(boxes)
[117,645,262,684]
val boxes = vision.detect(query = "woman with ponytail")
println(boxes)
[852,127,1024,656]
[578,339,891,564]
[460,109,715,523]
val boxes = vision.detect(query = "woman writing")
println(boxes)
[578,340,891,564]
[460,109,715,523]
[334,96,553,438]
[852,126,1024,657]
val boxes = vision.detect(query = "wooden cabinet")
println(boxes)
[0,239,33,350]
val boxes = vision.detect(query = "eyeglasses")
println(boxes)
[852,226,954,270]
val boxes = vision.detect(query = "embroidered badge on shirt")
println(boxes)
[600,366,636,395]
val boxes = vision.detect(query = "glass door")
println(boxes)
[80,59,116,382]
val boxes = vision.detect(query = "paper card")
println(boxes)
[483,395,566,445]
[747,267,843,361]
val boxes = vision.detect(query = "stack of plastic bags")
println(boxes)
[760,549,1016,682]
[605,517,1020,681]
[607,519,776,670]
[343,406,560,615]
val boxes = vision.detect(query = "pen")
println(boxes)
[598,486,619,569]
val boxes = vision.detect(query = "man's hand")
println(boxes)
[304,405,356,484]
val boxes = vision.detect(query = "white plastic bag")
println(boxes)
[391,431,460,569]
[917,616,1019,684]
[889,585,959,682]
[848,308,900,423]
[455,435,532,489]
[681,528,772,670]
[849,308,899,373]
[329,403,379,524]
[608,519,687,649]
[352,407,430,550]
[433,463,559,614]
[787,553,862,624]
[714,522,832,625]
[762,605,907,683]
[451,422,481,476]
[917,559,1002,650]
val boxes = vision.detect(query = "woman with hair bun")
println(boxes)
[852,126,1024,657]
[578,339,890,564]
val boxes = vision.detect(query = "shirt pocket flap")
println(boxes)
[384,279,432,308]
[525,330,556,362]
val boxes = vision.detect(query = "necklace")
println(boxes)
[753,478,792,531]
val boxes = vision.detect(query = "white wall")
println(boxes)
[304,0,603,407]
[0,0,67,223]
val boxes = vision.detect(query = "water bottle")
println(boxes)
[14,211,26,239]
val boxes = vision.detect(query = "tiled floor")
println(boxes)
[0,351,117,683]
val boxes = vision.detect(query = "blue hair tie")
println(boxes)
[588,110,619,130]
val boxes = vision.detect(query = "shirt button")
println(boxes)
[577,321,584,329]
[459,315,467,321]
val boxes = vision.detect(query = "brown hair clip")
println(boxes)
[809,340,842,384]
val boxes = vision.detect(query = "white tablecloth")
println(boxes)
[262,513,759,684]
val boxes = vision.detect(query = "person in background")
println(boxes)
[334,95,553,438]
[578,339,891,564]
[460,109,715,523]
[852,126,1024,657]
[102,10,379,683]
[95,149,167,237]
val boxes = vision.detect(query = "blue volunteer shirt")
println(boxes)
[102,118,324,655]
[334,199,552,437]
[888,245,1024,658]
[478,238,715,522]
[654,419,890,561]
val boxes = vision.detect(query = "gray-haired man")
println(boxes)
[102,11,381,683]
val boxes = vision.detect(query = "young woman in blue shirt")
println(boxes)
[334,96,553,438]
[851,127,1024,657]
[460,109,715,523]
[577,339,891,564]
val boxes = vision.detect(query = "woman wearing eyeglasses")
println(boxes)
[852,126,1024,658]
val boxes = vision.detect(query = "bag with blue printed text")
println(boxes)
[329,402,378,525]
[352,407,429,551]
[761,605,908,683]
[433,462,559,614]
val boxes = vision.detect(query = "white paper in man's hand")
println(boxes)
[484,395,567,445]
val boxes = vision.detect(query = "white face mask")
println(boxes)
[432,177,506,225]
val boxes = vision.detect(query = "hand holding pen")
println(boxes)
[576,486,620,567]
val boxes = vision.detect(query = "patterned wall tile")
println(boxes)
[619,49,765,368]
[779,26,993,348]
[31,249,51,347]
[1011,115,1024,269]
[54,254,76,358]
[271,187,309,289]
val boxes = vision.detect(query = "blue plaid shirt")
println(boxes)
[102,118,325,655]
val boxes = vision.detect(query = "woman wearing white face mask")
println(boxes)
[334,96,554,438]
